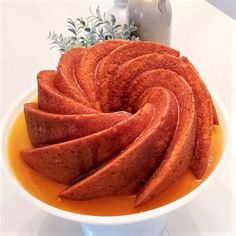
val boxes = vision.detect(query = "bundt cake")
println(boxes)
[21,40,219,206]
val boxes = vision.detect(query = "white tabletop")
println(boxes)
[0,0,236,235]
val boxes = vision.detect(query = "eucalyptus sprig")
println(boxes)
[48,6,139,53]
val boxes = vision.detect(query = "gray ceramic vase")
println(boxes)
[128,0,172,45]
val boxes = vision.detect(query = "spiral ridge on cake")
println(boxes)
[21,40,219,206]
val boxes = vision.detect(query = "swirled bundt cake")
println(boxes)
[21,40,219,206]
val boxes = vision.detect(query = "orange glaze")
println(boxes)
[8,111,224,216]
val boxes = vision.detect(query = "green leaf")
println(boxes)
[94,21,104,28]
[89,6,93,16]
[68,28,76,35]
[71,36,77,41]
[99,28,104,36]
[96,6,102,19]
[123,31,130,38]
[67,18,75,26]
[77,17,86,26]
[129,26,138,32]
[110,14,116,25]
[115,24,122,29]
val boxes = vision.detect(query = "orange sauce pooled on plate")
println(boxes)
[8,111,224,216]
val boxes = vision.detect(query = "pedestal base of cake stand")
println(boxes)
[81,215,167,236]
